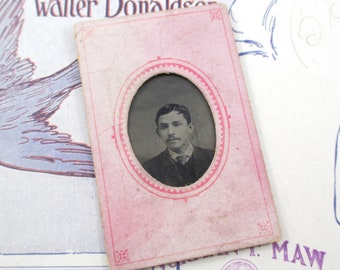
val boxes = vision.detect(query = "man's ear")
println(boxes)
[188,123,194,134]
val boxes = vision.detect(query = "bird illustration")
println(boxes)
[0,0,94,177]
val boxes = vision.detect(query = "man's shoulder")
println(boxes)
[143,150,169,169]
[194,146,215,158]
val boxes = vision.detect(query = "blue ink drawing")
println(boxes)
[228,0,278,59]
[334,126,340,224]
[0,0,94,177]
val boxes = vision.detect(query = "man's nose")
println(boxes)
[168,125,175,135]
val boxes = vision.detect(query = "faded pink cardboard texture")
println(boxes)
[75,4,280,270]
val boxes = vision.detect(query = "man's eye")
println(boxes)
[159,125,168,129]
[173,122,182,127]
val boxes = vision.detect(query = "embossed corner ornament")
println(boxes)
[115,249,129,264]
[209,9,222,21]
[257,221,273,235]
[77,26,95,42]
[113,58,230,200]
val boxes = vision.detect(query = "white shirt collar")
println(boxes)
[168,144,194,162]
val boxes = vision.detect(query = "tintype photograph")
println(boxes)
[128,74,216,187]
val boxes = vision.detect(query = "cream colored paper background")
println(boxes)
[1,0,339,269]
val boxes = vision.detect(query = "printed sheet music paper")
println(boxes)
[3,1,339,269]
[75,4,280,269]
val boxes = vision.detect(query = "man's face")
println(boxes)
[156,111,193,154]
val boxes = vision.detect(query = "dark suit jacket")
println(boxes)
[143,146,214,187]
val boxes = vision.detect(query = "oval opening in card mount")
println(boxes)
[114,58,230,199]
[128,73,216,188]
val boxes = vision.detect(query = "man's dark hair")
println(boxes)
[155,104,192,125]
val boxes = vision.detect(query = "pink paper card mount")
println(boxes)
[75,4,280,270]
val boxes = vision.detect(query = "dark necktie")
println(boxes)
[176,155,187,165]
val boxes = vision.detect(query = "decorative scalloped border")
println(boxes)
[113,58,230,199]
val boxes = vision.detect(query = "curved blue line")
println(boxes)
[263,0,278,29]
[239,51,268,58]
[270,17,278,58]
[233,28,244,34]
[262,0,279,59]
[334,126,340,225]
[235,39,264,48]
[228,0,239,23]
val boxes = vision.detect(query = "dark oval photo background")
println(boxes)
[128,73,216,164]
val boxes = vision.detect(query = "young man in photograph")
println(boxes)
[143,104,214,187]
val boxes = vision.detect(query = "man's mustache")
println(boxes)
[166,137,180,142]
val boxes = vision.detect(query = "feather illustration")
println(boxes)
[0,0,94,177]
